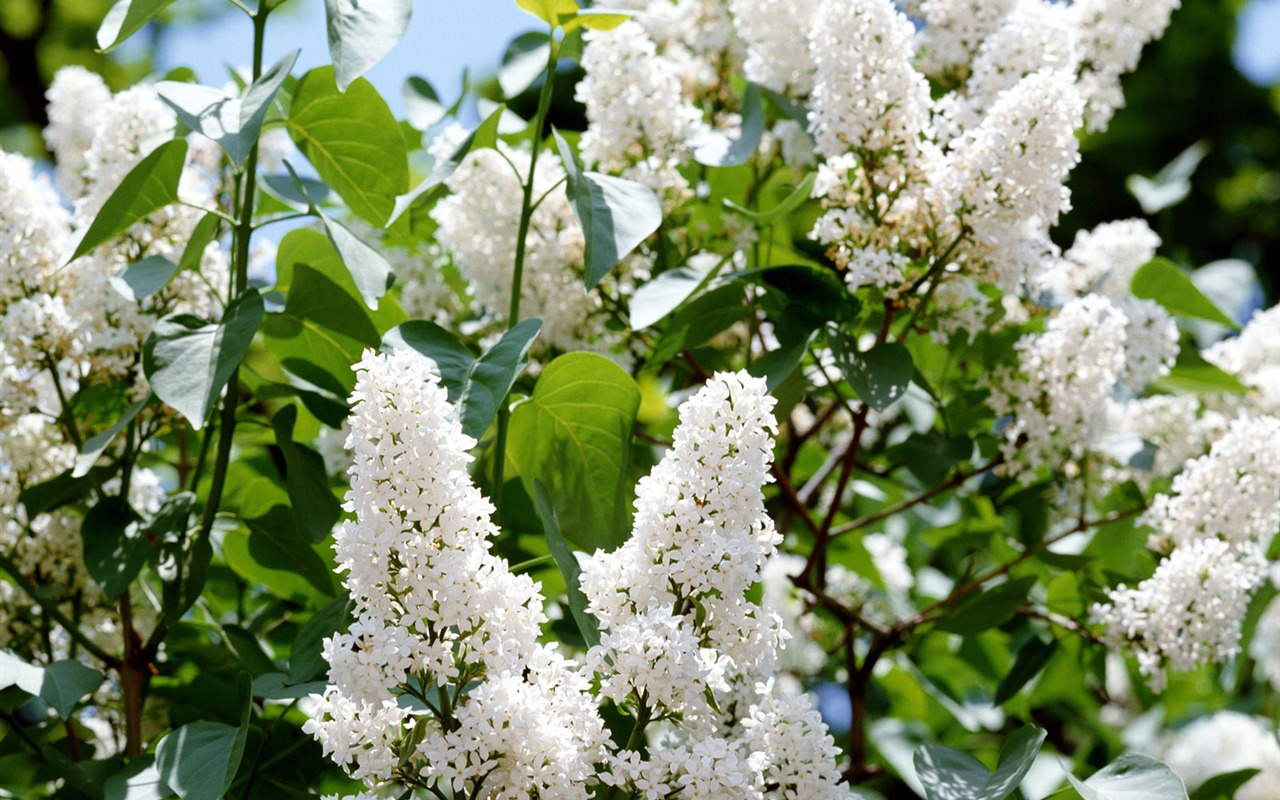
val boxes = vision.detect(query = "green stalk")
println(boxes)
[492,35,559,506]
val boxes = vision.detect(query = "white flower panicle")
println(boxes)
[1111,296,1178,390]
[1142,414,1280,553]
[1070,0,1183,131]
[914,0,1019,79]
[1093,538,1267,693]
[1062,219,1162,297]
[990,294,1128,483]
[431,145,619,353]
[1155,711,1280,800]
[306,348,606,797]
[580,372,856,800]
[808,0,931,170]
[729,0,821,96]
[576,20,706,200]
[43,66,112,196]
[0,151,71,309]
[1205,305,1280,416]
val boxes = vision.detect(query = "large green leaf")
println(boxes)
[143,289,264,429]
[534,479,600,648]
[1131,257,1239,329]
[508,353,640,551]
[325,0,413,91]
[82,496,146,602]
[272,405,341,544]
[97,0,178,50]
[1188,769,1263,800]
[832,337,915,412]
[0,652,104,719]
[110,256,178,302]
[155,674,252,800]
[104,755,169,800]
[914,725,1047,800]
[69,140,188,261]
[287,66,409,226]
[1150,348,1249,395]
[157,51,298,167]
[383,319,542,440]
[553,129,662,289]
[1067,755,1189,800]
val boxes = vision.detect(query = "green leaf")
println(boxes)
[499,33,551,98]
[1131,257,1239,329]
[74,396,149,477]
[934,577,1036,635]
[533,480,601,649]
[104,755,170,800]
[388,105,505,225]
[177,212,221,275]
[0,653,104,719]
[155,674,252,800]
[325,0,413,92]
[1188,768,1263,800]
[508,353,641,551]
[834,339,915,412]
[240,506,336,597]
[82,496,146,602]
[110,256,178,302]
[318,211,395,309]
[517,0,579,26]
[750,330,816,392]
[97,0,177,51]
[553,129,663,289]
[41,660,106,719]
[560,8,635,32]
[1150,348,1249,395]
[272,405,342,544]
[692,84,764,167]
[384,318,542,440]
[994,636,1058,705]
[288,66,409,226]
[289,595,351,684]
[19,467,107,516]
[157,51,298,167]
[262,170,331,211]
[458,319,542,439]
[915,725,1047,800]
[143,289,265,429]
[252,673,329,701]
[631,265,712,330]
[69,140,188,262]
[403,76,446,129]
[1067,754,1189,800]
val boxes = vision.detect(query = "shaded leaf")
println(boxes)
[534,479,600,649]
[692,84,765,167]
[74,396,149,478]
[272,405,342,543]
[833,339,914,412]
[554,129,662,289]
[104,755,170,800]
[934,577,1036,635]
[994,637,1058,705]
[82,496,146,602]
[155,674,251,800]
[143,289,265,429]
[915,725,1047,800]
[289,595,351,684]
[41,660,106,719]
[499,33,551,98]
[403,76,445,130]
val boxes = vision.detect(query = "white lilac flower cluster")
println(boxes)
[1205,304,1280,416]
[1092,415,1280,691]
[0,66,225,657]
[1153,711,1280,800]
[430,142,630,354]
[580,372,855,800]
[305,348,607,797]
